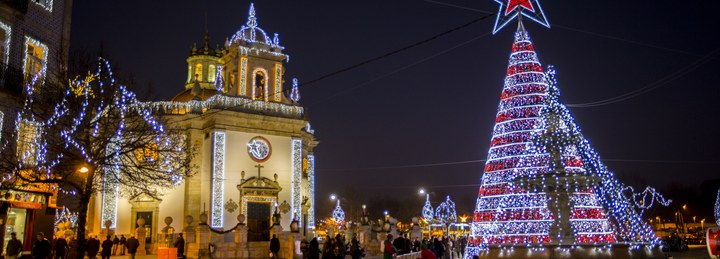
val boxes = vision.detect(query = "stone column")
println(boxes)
[135,218,147,256]
[184,216,197,259]
[101,220,114,240]
[161,216,175,248]
[196,212,211,259]
[290,232,303,258]
[359,224,371,247]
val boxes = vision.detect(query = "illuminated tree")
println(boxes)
[470,23,661,247]
[0,58,196,259]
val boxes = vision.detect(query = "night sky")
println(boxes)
[71,1,720,219]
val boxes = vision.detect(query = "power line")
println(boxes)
[423,0,702,57]
[166,12,497,125]
[566,47,720,107]
[322,158,720,173]
[301,12,496,87]
[308,32,492,107]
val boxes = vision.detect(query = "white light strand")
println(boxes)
[307,154,316,229]
[211,131,226,228]
[715,189,720,226]
[290,78,300,102]
[147,94,303,118]
[291,138,303,226]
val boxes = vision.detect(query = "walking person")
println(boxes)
[383,234,395,259]
[125,235,140,259]
[111,235,119,256]
[32,232,51,259]
[6,232,23,259]
[65,236,78,259]
[100,236,113,259]
[53,236,68,259]
[393,234,405,255]
[350,235,362,259]
[308,237,320,259]
[269,234,280,258]
[174,233,185,259]
[119,235,126,255]
[86,235,100,259]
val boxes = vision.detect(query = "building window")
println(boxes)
[32,0,53,11]
[23,37,48,86]
[194,64,203,82]
[208,65,216,83]
[135,143,158,164]
[0,22,11,65]
[17,120,41,166]
[253,70,266,101]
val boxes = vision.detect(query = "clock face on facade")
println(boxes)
[247,136,272,162]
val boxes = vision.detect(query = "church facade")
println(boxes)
[87,3,318,245]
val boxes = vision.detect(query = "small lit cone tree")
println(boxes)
[0,59,196,259]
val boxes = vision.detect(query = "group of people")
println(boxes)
[383,234,468,259]
[295,234,362,259]
[4,231,145,259]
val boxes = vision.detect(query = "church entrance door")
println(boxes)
[247,202,270,241]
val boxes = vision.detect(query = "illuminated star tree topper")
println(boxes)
[492,0,550,34]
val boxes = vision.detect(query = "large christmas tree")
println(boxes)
[470,21,616,245]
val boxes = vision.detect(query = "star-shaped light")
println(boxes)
[492,0,550,34]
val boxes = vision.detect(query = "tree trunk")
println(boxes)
[75,169,95,259]
[75,193,90,259]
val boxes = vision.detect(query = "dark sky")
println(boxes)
[71,1,720,218]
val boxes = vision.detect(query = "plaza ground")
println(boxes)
[102,245,715,259]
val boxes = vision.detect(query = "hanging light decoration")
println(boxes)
[332,199,345,223]
[422,193,434,221]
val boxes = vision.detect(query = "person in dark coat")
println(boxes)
[119,235,126,255]
[308,237,320,259]
[100,236,113,259]
[433,238,444,259]
[6,232,23,259]
[53,237,68,259]
[32,232,51,259]
[125,235,140,259]
[111,235,119,256]
[403,234,412,254]
[173,233,185,259]
[86,235,100,259]
[393,234,405,255]
[350,235,362,259]
[269,234,280,258]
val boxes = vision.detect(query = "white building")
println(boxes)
[87,3,318,247]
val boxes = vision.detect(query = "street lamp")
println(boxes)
[418,188,426,195]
